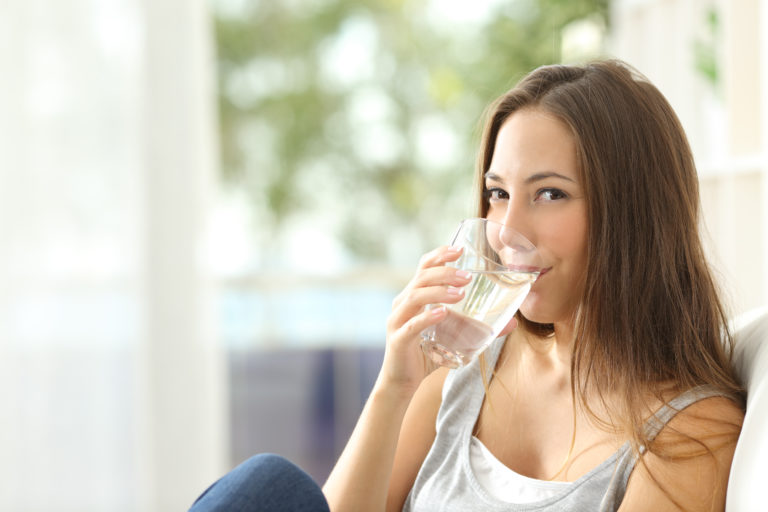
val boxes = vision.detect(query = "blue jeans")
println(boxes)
[189,454,330,512]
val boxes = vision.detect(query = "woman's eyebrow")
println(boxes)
[484,172,504,183]
[484,171,576,184]
[524,171,576,184]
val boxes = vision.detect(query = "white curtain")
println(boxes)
[0,1,228,510]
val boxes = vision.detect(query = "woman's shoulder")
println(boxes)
[676,390,745,420]
[655,392,744,454]
[394,366,452,451]
[417,366,452,408]
[619,392,743,511]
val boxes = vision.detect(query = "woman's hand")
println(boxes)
[376,245,472,398]
[323,245,472,512]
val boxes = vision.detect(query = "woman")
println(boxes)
[191,60,744,512]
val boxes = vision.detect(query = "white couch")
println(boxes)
[726,306,768,511]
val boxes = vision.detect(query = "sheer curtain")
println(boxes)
[0,1,228,510]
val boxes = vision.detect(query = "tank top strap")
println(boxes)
[643,385,726,441]
[437,336,507,431]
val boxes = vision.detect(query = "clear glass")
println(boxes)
[420,218,542,368]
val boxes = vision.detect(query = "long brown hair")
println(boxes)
[475,59,743,484]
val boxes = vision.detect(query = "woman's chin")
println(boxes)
[517,303,551,326]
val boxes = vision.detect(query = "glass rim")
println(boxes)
[452,217,541,274]
[457,217,537,249]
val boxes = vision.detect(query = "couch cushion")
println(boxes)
[726,306,768,510]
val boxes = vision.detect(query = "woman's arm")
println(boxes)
[321,381,415,512]
[386,367,449,511]
[322,247,469,512]
[322,366,448,512]
[619,396,744,511]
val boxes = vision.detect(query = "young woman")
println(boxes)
[190,60,744,512]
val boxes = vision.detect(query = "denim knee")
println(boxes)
[189,454,329,512]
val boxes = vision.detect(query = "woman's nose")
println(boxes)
[494,214,540,271]
[499,196,533,246]
[498,225,533,251]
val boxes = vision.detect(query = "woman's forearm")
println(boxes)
[323,246,462,511]
[322,384,413,512]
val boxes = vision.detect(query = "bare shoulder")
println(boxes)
[666,395,744,435]
[619,395,744,511]
[412,365,452,409]
[386,367,450,512]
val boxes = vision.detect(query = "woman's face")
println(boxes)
[485,108,588,326]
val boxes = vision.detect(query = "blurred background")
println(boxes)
[0,0,765,510]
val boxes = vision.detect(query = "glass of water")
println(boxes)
[420,218,542,368]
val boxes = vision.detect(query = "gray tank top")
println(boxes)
[403,337,725,511]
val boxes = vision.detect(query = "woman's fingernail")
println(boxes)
[431,306,447,316]
[447,246,462,254]
[446,287,464,296]
[455,270,471,279]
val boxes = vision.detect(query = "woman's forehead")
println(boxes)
[487,109,580,183]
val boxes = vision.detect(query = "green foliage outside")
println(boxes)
[212,0,609,267]
[693,6,720,94]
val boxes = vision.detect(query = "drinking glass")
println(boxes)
[420,218,542,368]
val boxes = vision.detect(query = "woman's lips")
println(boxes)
[506,265,550,279]
[508,264,544,274]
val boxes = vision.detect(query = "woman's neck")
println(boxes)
[519,321,575,369]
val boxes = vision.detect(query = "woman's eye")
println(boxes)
[535,188,567,202]
[486,187,509,202]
